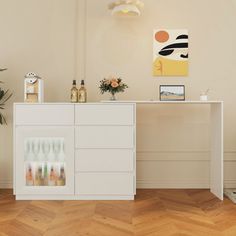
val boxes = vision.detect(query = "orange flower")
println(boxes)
[111,82,119,88]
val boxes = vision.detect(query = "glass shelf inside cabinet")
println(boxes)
[24,137,66,187]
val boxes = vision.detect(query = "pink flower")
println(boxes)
[111,82,119,88]
[111,78,118,83]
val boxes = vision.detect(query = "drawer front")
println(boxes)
[75,149,134,172]
[75,173,134,195]
[75,104,134,125]
[75,126,134,148]
[15,105,74,125]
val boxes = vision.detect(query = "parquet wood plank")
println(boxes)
[0,220,43,236]
[0,189,236,236]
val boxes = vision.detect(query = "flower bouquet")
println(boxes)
[99,76,128,100]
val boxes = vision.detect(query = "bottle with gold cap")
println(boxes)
[71,80,78,103]
[78,80,87,103]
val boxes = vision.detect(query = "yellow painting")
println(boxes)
[153,30,188,76]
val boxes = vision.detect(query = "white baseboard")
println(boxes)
[137,180,236,189]
[0,180,12,189]
[2,180,236,191]
[224,180,236,189]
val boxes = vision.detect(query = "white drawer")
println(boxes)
[75,149,134,172]
[75,126,134,148]
[75,173,134,195]
[75,104,134,125]
[15,104,74,125]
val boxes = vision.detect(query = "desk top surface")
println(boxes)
[101,100,223,104]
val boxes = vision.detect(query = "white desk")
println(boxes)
[14,101,223,200]
[103,101,224,200]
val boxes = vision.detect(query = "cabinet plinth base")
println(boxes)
[15,194,135,201]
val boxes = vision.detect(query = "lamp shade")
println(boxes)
[112,4,140,16]
[108,0,144,16]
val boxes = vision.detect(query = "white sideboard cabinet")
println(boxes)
[14,103,136,200]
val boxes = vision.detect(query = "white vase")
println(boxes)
[200,95,208,101]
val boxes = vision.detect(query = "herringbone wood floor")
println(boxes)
[0,189,236,236]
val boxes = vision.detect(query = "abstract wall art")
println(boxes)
[153,29,188,77]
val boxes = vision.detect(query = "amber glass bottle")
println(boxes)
[78,80,87,103]
[71,80,78,103]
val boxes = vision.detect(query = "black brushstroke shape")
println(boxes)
[162,43,188,50]
[176,35,188,40]
[180,54,188,58]
[159,43,188,56]
[159,49,174,56]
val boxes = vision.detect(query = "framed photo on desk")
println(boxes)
[160,85,185,101]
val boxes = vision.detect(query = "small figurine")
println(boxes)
[24,72,44,103]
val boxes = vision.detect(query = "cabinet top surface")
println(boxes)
[14,101,223,105]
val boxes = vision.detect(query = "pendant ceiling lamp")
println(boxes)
[108,0,144,16]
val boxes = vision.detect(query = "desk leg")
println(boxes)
[210,103,224,200]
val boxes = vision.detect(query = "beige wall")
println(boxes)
[1,0,236,188]
[0,0,77,187]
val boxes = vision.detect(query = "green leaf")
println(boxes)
[0,68,12,125]
[0,90,13,104]
[0,112,7,125]
[0,89,4,100]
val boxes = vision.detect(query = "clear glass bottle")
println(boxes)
[26,165,34,186]
[57,166,66,186]
[48,166,57,186]
[71,80,78,103]
[78,80,87,103]
[35,166,44,186]
[44,162,48,186]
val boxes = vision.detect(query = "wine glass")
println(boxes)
[24,139,30,161]
[48,139,55,162]
[53,139,61,161]
[43,139,51,158]
[57,139,65,162]
[32,139,40,160]
[38,139,45,162]
[28,139,35,161]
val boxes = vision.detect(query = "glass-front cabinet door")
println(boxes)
[15,126,74,195]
